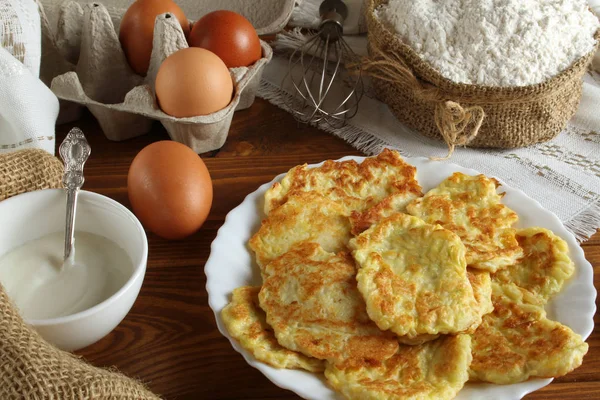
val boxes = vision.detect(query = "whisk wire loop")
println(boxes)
[281,0,364,129]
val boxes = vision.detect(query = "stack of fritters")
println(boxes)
[406,173,523,272]
[221,149,588,400]
[469,227,587,384]
[348,213,484,344]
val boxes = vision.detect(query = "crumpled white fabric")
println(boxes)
[0,0,58,155]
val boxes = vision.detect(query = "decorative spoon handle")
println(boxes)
[59,128,91,262]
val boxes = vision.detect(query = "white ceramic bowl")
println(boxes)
[0,188,147,351]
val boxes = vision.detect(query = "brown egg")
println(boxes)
[155,47,233,117]
[188,10,262,68]
[119,0,190,76]
[127,141,213,240]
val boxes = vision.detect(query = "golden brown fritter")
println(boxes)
[349,193,420,235]
[463,268,494,334]
[469,282,588,384]
[221,286,325,372]
[259,242,399,365]
[406,172,522,272]
[325,334,472,400]
[468,269,493,316]
[248,192,352,269]
[264,148,422,215]
[399,269,493,344]
[493,227,575,303]
[349,213,482,341]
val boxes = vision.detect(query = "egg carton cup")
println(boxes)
[46,2,273,153]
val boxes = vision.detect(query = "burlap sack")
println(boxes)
[0,282,160,399]
[365,0,600,154]
[0,149,63,201]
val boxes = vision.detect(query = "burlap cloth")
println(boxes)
[0,282,160,399]
[365,0,600,157]
[0,149,63,201]
[0,149,161,399]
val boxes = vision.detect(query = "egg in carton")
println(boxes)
[48,2,272,153]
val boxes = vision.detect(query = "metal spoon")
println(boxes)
[59,128,91,263]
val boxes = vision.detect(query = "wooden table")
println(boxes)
[56,100,600,399]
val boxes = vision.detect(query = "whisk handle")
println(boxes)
[319,0,348,21]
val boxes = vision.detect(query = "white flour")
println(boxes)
[376,0,600,86]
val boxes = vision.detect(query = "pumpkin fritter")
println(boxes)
[349,213,482,340]
[469,269,493,316]
[400,269,494,345]
[469,282,588,384]
[493,227,575,303]
[264,148,422,215]
[464,269,494,334]
[406,172,522,272]
[259,242,399,365]
[349,193,420,235]
[325,334,472,400]
[248,192,352,269]
[221,286,325,372]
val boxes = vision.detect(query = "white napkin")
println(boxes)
[0,0,58,155]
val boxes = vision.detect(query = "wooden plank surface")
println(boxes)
[55,98,599,399]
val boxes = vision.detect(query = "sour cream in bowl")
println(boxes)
[0,189,147,351]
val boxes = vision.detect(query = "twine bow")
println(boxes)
[433,101,485,160]
[356,47,485,160]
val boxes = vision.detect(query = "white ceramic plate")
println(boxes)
[205,155,596,400]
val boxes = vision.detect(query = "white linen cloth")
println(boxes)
[0,0,58,155]
[259,0,600,241]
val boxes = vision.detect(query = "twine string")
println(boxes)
[358,47,485,159]
[433,101,485,160]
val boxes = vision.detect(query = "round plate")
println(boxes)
[205,155,596,400]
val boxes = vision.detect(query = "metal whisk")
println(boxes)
[283,0,363,128]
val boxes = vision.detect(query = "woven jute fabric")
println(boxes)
[0,149,63,201]
[365,0,599,149]
[0,282,161,399]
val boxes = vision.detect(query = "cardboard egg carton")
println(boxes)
[40,0,296,38]
[45,1,273,153]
